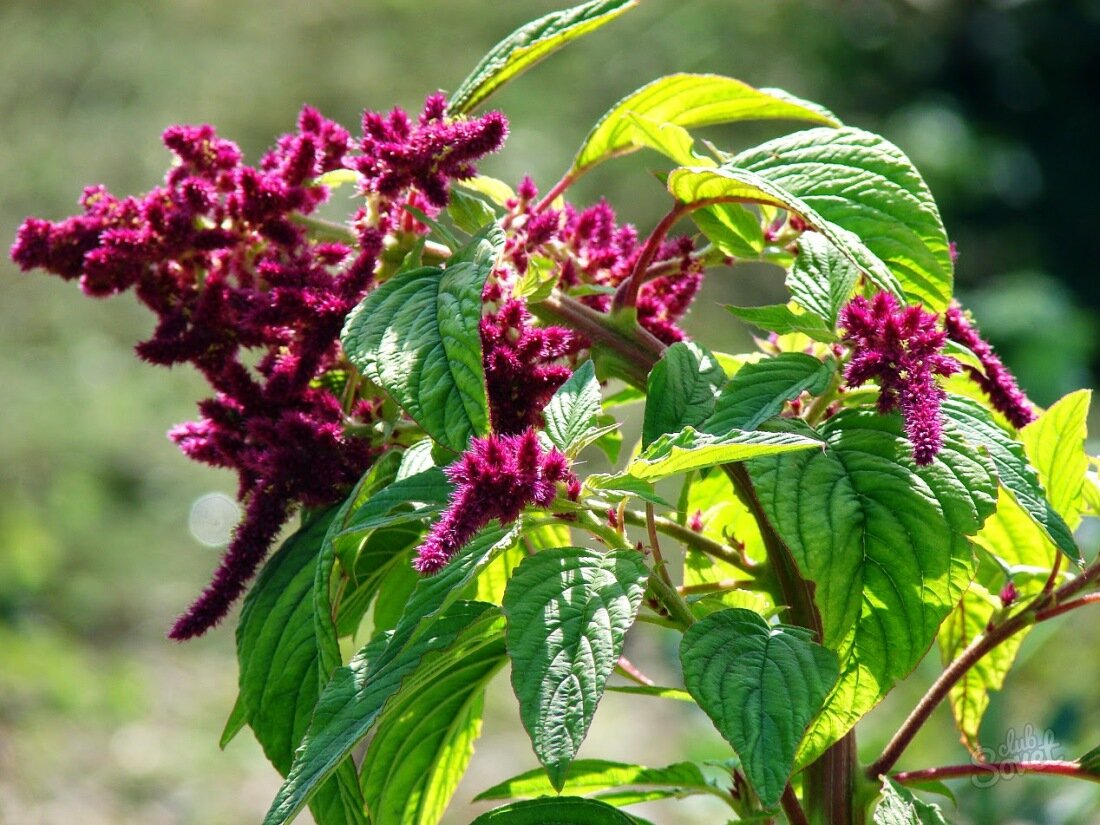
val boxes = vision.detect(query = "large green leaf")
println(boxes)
[732,127,953,310]
[236,510,366,825]
[942,394,1080,563]
[475,759,724,803]
[669,127,954,310]
[628,426,822,481]
[265,524,519,825]
[503,548,649,789]
[873,778,952,825]
[1021,389,1091,531]
[680,608,838,809]
[447,0,637,115]
[703,353,835,435]
[470,797,642,825]
[642,341,725,448]
[359,616,506,825]
[747,410,998,764]
[785,232,861,326]
[263,602,499,825]
[572,73,838,176]
[337,468,452,541]
[692,201,765,259]
[341,260,490,453]
[543,360,603,456]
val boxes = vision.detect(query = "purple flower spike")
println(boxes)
[414,430,578,574]
[943,303,1036,429]
[839,292,960,465]
[357,93,507,208]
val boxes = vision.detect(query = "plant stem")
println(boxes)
[893,761,1100,786]
[782,783,811,825]
[534,172,578,214]
[619,509,760,576]
[678,578,753,596]
[615,656,656,686]
[646,503,674,586]
[647,570,696,629]
[867,555,1100,779]
[611,203,690,313]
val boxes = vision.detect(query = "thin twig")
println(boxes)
[893,761,1100,786]
[646,503,673,586]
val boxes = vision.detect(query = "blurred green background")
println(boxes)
[1,1,1098,823]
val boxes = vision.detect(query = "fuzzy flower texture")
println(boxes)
[839,292,960,465]
[11,94,507,638]
[414,430,579,574]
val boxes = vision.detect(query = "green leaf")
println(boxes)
[469,797,642,825]
[704,353,835,435]
[341,260,491,453]
[514,255,559,303]
[1021,389,1091,531]
[731,127,953,311]
[1078,745,1100,776]
[447,0,638,115]
[785,232,861,325]
[503,548,649,789]
[692,202,765,259]
[337,467,452,540]
[623,112,708,167]
[642,341,726,448]
[679,468,765,586]
[873,778,952,825]
[448,188,498,235]
[543,360,603,455]
[263,602,498,825]
[359,615,506,825]
[476,759,720,802]
[937,580,1028,756]
[629,426,822,482]
[572,73,839,177]
[942,394,1080,563]
[725,303,836,342]
[585,473,670,508]
[680,608,839,809]
[747,410,998,765]
[456,175,517,207]
[235,509,366,825]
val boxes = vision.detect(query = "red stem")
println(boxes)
[611,203,689,313]
[533,172,577,214]
[781,783,811,825]
[893,761,1100,786]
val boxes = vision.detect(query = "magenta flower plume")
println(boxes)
[839,292,960,465]
[357,92,507,209]
[943,303,1036,428]
[481,297,579,434]
[414,430,579,574]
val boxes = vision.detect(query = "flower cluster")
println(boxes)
[839,292,960,465]
[481,290,579,434]
[414,430,579,574]
[11,96,508,638]
[943,303,1036,428]
[502,178,705,345]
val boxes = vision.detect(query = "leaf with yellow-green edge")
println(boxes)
[937,578,1029,757]
[731,127,953,311]
[572,73,839,177]
[942,394,1079,564]
[447,0,638,115]
[628,426,823,482]
[456,175,516,207]
[668,163,902,302]
[1021,390,1091,531]
[359,614,506,825]
[692,201,765,259]
[786,232,861,326]
[726,303,837,342]
[623,113,708,168]
[474,758,728,804]
[746,410,998,766]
